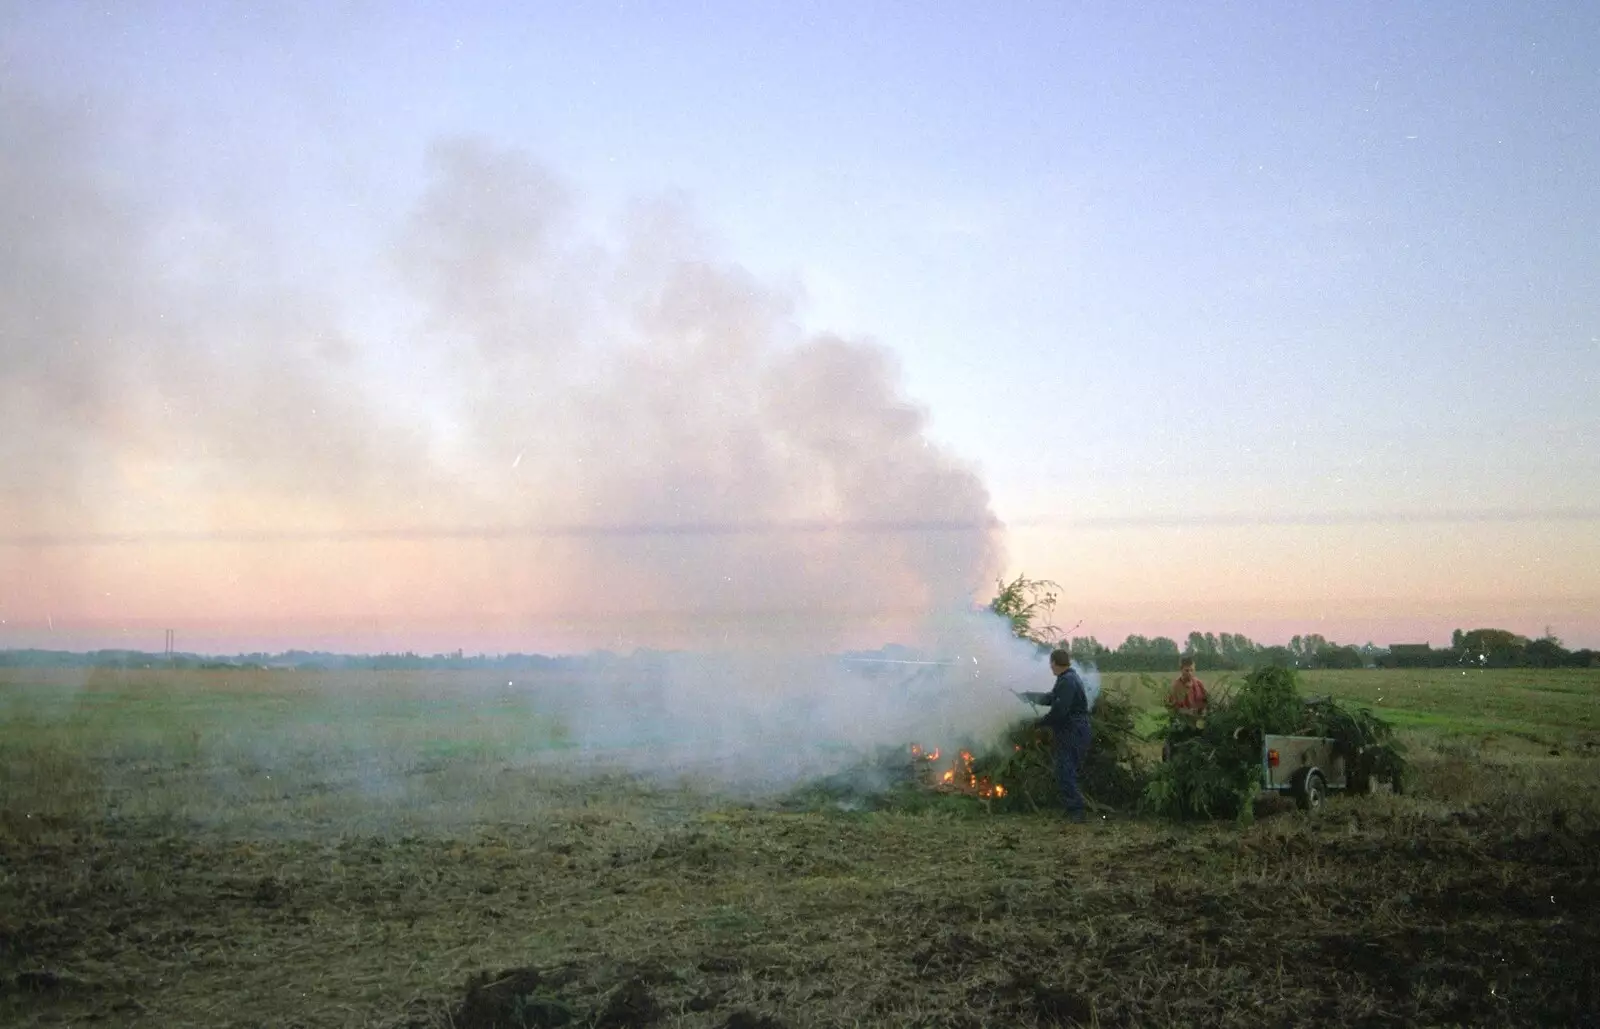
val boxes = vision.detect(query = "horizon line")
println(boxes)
[3,507,1596,547]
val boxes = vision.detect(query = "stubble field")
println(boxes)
[2,666,1597,1028]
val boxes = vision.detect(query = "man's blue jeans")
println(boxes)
[1053,718,1092,820]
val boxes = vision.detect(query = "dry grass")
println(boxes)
[2,667,1598,1027]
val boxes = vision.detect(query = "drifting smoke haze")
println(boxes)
[2,79,451,646]
[1,70,1045,786]
[551,619,1070,789]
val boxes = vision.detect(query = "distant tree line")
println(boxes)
[1064,628,1597,672]
[3,626,1595,673]
[1379,629,1598,669]
[1062,632,1380,672]
[987,577,1390,672]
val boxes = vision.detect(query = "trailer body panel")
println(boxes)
[1261,733,1347,791]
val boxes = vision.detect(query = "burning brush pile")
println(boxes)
[909,744,1007,801]
[958,688,1149,813]
[789,665,1402,824]
[786,689,1148,815]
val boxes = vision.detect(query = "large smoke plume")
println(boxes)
[1,73,1047,786]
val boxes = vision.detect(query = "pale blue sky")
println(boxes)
[4,1,1598,648]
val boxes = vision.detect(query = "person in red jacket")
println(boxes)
[1162,657,1209,761]
[1167,656,1209,721]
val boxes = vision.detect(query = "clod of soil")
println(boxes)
[251,876,289,906]
[9,970,88,996]
[1030,984,1093,1026]
[994,972,1093,1027]
[686,992,722,1012]
[594,976,661,1028]
[452,967,576,1029]
[717,1012,787,1029]
[912,931,992,975]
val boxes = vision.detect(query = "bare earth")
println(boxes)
[2,667,1597,1027]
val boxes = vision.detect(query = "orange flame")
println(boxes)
[915,744,1007,803]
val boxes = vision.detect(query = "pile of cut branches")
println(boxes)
[1301,695,1409,794]
[789,665,1403,822]
[967,688,1148,814]
[1142,665,1407,822]
[781,743,941,812]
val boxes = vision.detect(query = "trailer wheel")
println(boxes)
[1292,768,1327,811]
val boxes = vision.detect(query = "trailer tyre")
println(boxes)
[1292,768,1327,812]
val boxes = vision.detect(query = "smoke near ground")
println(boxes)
[543,611,1058,789]
[1,71,1031,789]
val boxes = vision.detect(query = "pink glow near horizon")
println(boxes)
[4,7,1598,656]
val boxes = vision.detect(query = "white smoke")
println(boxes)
[540,610,1055,786]
[1,74,1042,793]
[1074,660,1103,708]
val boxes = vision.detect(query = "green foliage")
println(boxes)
[1103,635,1183,672]
[1523,636,1568,668]
[1301,697,1409,793]
[1140,731,1263,824]
[969,688,1147,813]
[1227,665,1305,735]
[1302,698,1394,754]
[1141,688,1266,823]
[988,575,1063,649]
[1141,665,1409,820]
[1315,644,1365,669]
[1080,687,1152,807]
[1457,628,1529,661]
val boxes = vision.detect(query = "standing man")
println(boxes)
[1036,648,1092,823]
[1167,656,1209,722]
[1162,656,1209,761]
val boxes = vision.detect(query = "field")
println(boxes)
[3,666,1598,1028]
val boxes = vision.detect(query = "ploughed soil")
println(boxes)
[2,795,1597,1028]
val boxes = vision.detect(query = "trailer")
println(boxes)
[1260,732,1399,810]
[1260,734,1347,810]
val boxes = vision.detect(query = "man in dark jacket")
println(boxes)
[1036,648,1092,822]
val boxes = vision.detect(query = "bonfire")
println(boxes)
[910,744,1007,800]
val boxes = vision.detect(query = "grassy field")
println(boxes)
[2,665,1598,1027]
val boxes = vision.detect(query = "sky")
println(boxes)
[2,1,1597,654]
